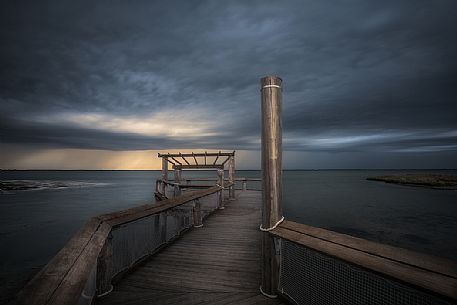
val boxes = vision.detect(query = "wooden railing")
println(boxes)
[268,220,457,304]
[155,177,261,195]
[11,186,225,305]
[258,75,457,304]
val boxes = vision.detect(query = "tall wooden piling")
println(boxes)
[260,76,283,296]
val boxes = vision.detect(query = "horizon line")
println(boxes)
[1,168,456,171]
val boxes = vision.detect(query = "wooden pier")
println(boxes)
[97,190,285,305]
[10,76,457,305]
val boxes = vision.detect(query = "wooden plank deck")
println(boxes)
[97,190,287,305]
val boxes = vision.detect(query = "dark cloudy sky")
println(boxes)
[1,0,457,169]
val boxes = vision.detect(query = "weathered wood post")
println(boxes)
[242,180,247,191]
[173,183,181,197]
[173,166,182,197]
[193,198,203,228]
[96,233,113,297]
[260,76,283,297]
[161,156,168,194]
[217,168,224,209]
[174,166,182,183]
[228,154,236,199]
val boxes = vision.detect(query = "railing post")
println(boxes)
[260,76,283,297]
[229,155,236,199]
[161,212,168,243]
[242,180,247,191]
[174,167,182,184]
[217,169,225,209]
[161,156,168,194]
[173,183,181,197]
[193,199,203,227]
[96,232,113,297]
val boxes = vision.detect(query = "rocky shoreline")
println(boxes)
[0,180,104,193]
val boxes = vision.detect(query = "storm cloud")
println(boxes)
[1,0,457,168]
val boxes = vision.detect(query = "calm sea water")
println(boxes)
[1,170,456,302]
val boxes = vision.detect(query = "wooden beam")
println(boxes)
[158,152,235,158]
[13,218,107,305]
[99,186,222,227]
[212,151,221,165]
[270,222,457,301]
[260,75,283,296]
[179,153,190,165]
[279,220,457,279]
[221,155,231,165]
[192,152,198,165]
[177,184,218,189]
[48,223,111,305]
[174,164,224,170]
[162,157,168,181]
[170,156,182,165]
[204,151,207,165]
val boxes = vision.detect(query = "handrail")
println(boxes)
[270,220,457,301]
[100,186,221,226]
[166,177,262,182]
[12,186,223,305]
[156,178,260,194]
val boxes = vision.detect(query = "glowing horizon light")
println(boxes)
[32,110,221,138]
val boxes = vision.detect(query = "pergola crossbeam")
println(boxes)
[213,151,221,165]
[192,152,198,165]
[221,156,231,165]
[221,150,235,165]
[170,156,182,165]
[179,153,191,165]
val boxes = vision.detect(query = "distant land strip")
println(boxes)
[367,174,457,190]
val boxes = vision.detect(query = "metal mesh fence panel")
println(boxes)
[199,192,219,218]
[111,214,164,275]
[96,190,220,294]
[165,203,193,240]
[111,201,194,276]
[278,239,454,305]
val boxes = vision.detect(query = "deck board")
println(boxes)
[97,190,285,305]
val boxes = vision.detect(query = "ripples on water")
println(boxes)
[0,180,108,193]
[0,170,456,302]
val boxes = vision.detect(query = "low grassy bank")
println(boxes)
[367,174,457,190]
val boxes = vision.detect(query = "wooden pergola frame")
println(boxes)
[158,151,235,169]
[157,151,236,200]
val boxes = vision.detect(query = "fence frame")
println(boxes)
[12,185,224,305]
